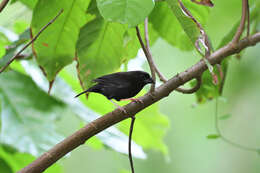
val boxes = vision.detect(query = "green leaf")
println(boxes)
[0,43,5,58]
[13,20,29,35]
[165,0,209,46]
[219,114,231,120]
[0,145,63,173]
[31,0,91,81]
[0,71,65,156]
[76,16,127,89]
[192,70,218,103]
[11,0,38,9]
[0,30,30,69]
[120,170,131,173]
[0,158,12,173]
[96,0,155,27]
[150,2,193,50]
[206,134,220,139]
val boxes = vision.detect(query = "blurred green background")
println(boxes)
[0,0,259,173]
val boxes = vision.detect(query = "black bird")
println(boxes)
[75,71,154,101]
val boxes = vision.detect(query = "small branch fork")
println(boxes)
[0,9,64,73]
[136,18,200,94]
[232,0,250,44]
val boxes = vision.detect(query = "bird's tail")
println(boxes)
[74,90,89,98]
[75,85,101,98]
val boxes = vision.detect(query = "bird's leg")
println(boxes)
[110,100,128,114]
[120,98,144,104]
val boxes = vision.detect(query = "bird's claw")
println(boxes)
[121,98,144,104]
[118,106,128,115]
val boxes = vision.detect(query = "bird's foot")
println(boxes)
[121,98,144,104]
[117,106,128,114]
[110,99,128,115]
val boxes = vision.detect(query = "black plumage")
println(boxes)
[75,71,154,101]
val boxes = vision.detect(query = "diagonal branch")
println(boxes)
[0,9,64,73]
[0,0,9,13]
[18,32,260,173]
[136,25,157,92]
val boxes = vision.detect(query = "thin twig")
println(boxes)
[0,0,9,13]
[215,98,258,151]
[175,76,201,94]
[18,32,260,173]
[0,9,64,73]
[128,116,136,173]
[246,0,250,36]
[232,0,248,43]
[144,18,156,92]
[136,23,169,84]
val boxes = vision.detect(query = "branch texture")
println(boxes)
[0,0,9,13]
[18,32,260,173]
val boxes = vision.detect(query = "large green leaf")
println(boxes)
[76,16,127,89]
[0,71,65,156]
[0,145,63,173]
[165,0,209,46]
[77,2,159,89]
[31,0,91,81]
[150,2,193,51]
[96,0,155,27]
[11,0,38,9]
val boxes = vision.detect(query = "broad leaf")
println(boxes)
[11,0,38,9]
[96,0,155,27]
[166,0,210,46]
[150,2,193,50]
[76,16,127,89]
[0,71,65,156]
[0,145,62,173]
[207,134,220,139]
[31,0,91,81]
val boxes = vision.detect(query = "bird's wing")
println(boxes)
[93,72,131,87]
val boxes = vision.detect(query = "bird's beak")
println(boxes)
[146,78,155,84]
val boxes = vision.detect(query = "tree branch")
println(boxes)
[175,76,201,94]
[0,9,64,73]
[232,0,248,43]
[0,0,9,13]
[144,18,156,92]
[18,32,260,173]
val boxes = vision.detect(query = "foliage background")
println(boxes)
[0,0,259,173]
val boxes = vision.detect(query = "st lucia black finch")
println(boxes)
[75,71,154,101]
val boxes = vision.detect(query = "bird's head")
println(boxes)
[136,71,154,85]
